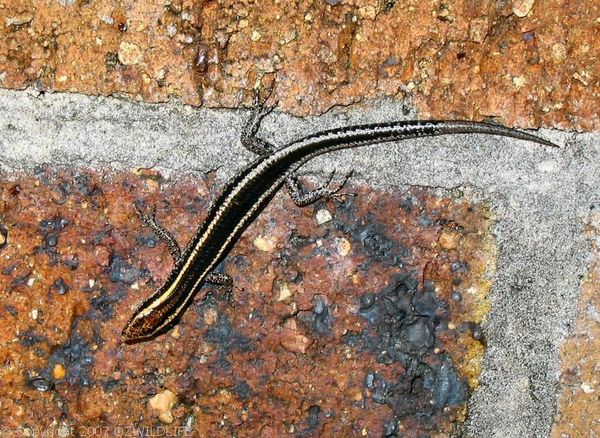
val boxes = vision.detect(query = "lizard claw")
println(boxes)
[325,170,356,203]
[134,202,156,227]
[252,82,278,117]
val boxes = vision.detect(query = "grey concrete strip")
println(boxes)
[0,88,597,437]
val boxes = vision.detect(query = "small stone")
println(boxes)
[581,383,595,394]
[512,75,527,90]
[280,319,312,354]
[358,6,377,20]
[251,30,262,42]
[30,376,53,392]
[573,71,591,87]
[204,308,218,326]
[438,230,461,250]
[118,41,143,65]
[149,389,178,424]
[315,209,332,225]
[166,24,177,37]
[551,43,567,64]
[469,18,489,43]
[45,233,58,247]
[52,277,69,295]
[512,0,535,17]
[57,423,71,438]
[471,326,484,341]
[522,30,535,42]
[350,388,363,401]
[336,237,352,256]
[52,363,66,380]
[253,236,277,252]
[276,281,293,301]
[5,14,33,27]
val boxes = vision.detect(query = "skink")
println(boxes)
[122,97,556,342]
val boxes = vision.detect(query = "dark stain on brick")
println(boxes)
[5,304,18,317]
[2,261,19,275]
[338,214,409,266]
[200,305,253,357]
[345,272,469,417]
[37,216,71,265]
[19,329,47,347]
[136,232,159,249]
[297,404,323,436]
[108,254,140,285]
[73,174,103,198]
[230,253,251,271]
[382,418,398,437]
[61,254,79,271]
[381,0,397,13]
[39,216,70,232]
[48,323,95,386]
[89,287,125,321]
[101,376,123,393]
[185,195,211,216]
[233,380,251,400]
[10,268,32,288]
[0,171,493,435]
[365,354,468,418]
[298,294,334,337]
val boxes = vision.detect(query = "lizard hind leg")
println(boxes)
[285,170,356,207]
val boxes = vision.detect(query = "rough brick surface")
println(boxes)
[551,212,600,437]
[0,168,494,436]
[0,0,597,130]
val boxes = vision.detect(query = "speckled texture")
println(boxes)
[551,211,600,437]
[0,88,596,437]
[0,0,597,130]
[0,168,493,436]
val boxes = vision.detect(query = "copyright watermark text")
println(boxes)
[0,425,193,437]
